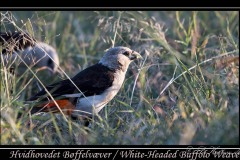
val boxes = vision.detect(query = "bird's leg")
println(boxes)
[71,115,92,127]
[83,116,92,127]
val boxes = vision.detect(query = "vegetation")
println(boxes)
[1,11,239,145]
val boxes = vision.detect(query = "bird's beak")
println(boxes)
[56,68,64,77]
[130,51,143,60]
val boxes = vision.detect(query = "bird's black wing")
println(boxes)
[29,63,115,101]
[0,31,36,54]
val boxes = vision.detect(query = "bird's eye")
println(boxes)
[123,51,130,56]
[47,58,54,70]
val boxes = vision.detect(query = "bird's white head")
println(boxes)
[99,46,142,72]
[29,42,60,75]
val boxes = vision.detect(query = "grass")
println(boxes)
[0,11,239,145]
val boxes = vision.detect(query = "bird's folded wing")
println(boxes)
[29,63,115,105]
[0,32,36,54]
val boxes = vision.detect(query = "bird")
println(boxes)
[22,46,142,126]
[0,31,60,75]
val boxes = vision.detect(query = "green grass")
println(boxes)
[1,11,239,145]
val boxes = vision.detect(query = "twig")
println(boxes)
[160,49,239,95]
[130,50,148,106]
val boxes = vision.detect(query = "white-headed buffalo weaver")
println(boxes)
[23,46,142,126]
[0,31,60,75]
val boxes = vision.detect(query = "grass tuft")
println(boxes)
[1,11,239,145]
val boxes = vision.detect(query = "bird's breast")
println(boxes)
[73,70,126,116]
